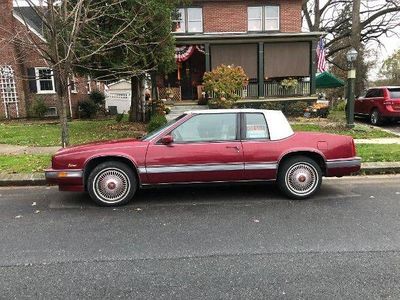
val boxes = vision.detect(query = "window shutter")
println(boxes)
[27,68,37,93]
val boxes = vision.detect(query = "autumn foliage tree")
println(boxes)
[203,65,249,108]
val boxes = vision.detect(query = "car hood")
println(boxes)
[55,138,146,156]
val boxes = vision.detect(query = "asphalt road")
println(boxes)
[1,176,400,299]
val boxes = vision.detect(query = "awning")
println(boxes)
[316,71,345,89]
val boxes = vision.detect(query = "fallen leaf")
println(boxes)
[15,215,22,219]
[253,219,260,223]
[32,202,37,206]
[370,196,375,199]
[34,210,40,214]
[134,208,142,211]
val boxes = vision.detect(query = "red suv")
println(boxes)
[354,86,400,125]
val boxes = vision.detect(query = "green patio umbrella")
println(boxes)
[315,71,345,89]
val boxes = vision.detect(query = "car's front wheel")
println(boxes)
[277,156,322,200]
[87,161,137,206]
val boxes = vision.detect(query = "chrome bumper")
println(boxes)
[326,157,361,169]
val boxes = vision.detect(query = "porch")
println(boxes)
[157,32,322,102]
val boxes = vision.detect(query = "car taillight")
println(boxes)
[352,139,357,156]
[384,100,394,105]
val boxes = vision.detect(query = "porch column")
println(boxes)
[310,39,317,95]
[258,42,264,98]
[205,43,211,72]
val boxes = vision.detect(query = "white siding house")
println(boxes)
[105,80,131,114]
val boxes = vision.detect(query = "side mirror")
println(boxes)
[160,135,173,145]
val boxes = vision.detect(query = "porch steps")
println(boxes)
[166,104,208,121]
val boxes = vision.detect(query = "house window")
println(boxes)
[69,75,77,93]
[35,68,55,94]
[248,6,280,31]
[172,8,203,33]
[248,7,262,31]
[172,8,186,33]
[0,65,18,104]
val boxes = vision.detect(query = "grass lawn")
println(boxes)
[356,144,400,162]
[0,118,147,147]
[0,154,51,174]
[291,123,397,139]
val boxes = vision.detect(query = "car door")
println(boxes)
[144,113,244,184]
[240,112,278,180]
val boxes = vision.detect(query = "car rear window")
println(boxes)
[388,88,400,99]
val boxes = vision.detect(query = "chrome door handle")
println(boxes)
[226,146,240,152]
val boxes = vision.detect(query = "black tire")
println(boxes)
[370,108,382,126]
[87,161,137,206]
[277,156,322,200]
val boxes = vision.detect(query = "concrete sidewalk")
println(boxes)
[0,144,60,155]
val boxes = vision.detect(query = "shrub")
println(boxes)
[286,101,309,116]
[89,90,106,106]
[78,100,98,118]
[31,97,47,118]
[260,102,285,111]
[203,64,248,108]
[333,100,346,111]
[115,113,124,123]
[147,114,167,132]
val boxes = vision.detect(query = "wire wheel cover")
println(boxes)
[285,162,319,196]
[93,168,130,203]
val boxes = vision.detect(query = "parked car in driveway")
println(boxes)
[355,86,400,125]
[45,109,361,206]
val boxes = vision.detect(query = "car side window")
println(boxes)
[244,113,269,140]
[377,89,384,97]
[171,113,237,143]
[365,90,374,98]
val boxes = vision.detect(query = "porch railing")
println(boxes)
[207,81,311,100]
[264,81,310,97]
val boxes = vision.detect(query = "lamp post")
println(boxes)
[346,48,358,128]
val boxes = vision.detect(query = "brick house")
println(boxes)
[159,0,322,101]
[0,0,104,119]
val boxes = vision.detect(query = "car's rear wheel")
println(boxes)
[370,108,382,126]
[87,161,137,206]
[277,156,322,200]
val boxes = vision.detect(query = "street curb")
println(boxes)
[1,162,400,187]
[0,174,47,187]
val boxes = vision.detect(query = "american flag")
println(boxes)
[316,38,327,72]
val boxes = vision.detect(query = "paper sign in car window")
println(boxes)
[247,124,267,138]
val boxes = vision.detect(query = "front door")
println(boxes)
[181,60,193,100]
[145,113,244,184]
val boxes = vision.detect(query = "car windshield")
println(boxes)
[388,88,400,99]
[141,114,187,141]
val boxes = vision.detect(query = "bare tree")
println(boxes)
[6,0,177,147]
[302,0,400,58]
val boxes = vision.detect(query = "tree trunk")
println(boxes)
[54,69,70,147]
[129,76,139,122]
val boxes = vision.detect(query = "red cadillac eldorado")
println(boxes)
[45,109,361,206]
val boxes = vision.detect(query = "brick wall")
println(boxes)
[197,0,302,33]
